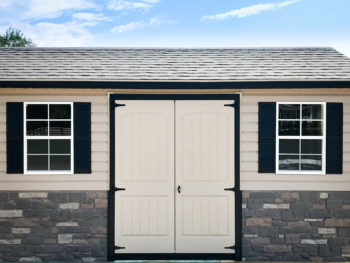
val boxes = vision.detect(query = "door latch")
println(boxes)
[177,185,182,194]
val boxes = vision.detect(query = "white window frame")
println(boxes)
[24,102,74,174]
[276,102,326,175]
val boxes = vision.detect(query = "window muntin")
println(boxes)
[276,102,326,174]
[24,102,73,174]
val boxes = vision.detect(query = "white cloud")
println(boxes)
[111,17,167,33]
[0,0,15,9]
[23,0,98,19]
[111,21,143,33]
[201,0,298,21]
[25,21,94,46]
[108,0,159,11]
[72,12,110,22]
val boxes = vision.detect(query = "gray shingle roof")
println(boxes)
[0,47,350,81]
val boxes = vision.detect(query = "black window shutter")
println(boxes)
[74,102,91,174]
[7,102,24,173]
[326,103,343,174]
[258,102,276,173]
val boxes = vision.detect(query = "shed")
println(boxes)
[0,47,350,262]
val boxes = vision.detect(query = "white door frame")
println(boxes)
[108,94,242,261]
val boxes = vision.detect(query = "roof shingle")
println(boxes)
[0,47,349,81]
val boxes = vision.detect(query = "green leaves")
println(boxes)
[0,27,36,47]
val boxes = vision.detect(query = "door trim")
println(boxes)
[108,94,241,261]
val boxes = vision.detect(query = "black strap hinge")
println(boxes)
[224,187,235,191]
[115,187,126,191]
[224,245,236,250]
[115,245,125,250]
[115,103,126,108]
[224,103,235,108]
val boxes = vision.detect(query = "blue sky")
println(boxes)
[0,0,349,57]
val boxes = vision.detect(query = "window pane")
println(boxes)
[279,121,300,136]
[279,155,299,170]
[49,121,71,136]
[302,104,323,119]
[27,155,48,170]
[26,121,48,136]
[301,155,322,170]
[301,139,322,154]
[26,104,48,119]
[50,105,71,119]
[279,139,299,154]
[279,104,300,119]
[50,140,70,154]
[302,121,322,136]
[50,155,70,170]
[28,139,48,154]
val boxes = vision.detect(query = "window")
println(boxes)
[276,102,326,174]
[24,102,73,174]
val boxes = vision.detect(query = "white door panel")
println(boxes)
[115,100,174,253]
[114,99,236,255]
[175,100,235,253]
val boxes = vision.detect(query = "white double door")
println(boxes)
[114,100,235,254]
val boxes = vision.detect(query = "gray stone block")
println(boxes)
[56,222,78,227]
[287,221,314,233]
[327,200,343,209]
[320,192,329,199]
[330,192,350,200]
[47,192,67,202]
[22,237,43,245]
[318,245,341,257]
[0,193,8,202]
[259,226,278,238]
[250,237,270,245]
[242,209,254,217]
[12,228,30,234]
[68,192,87,202]
[19,256,42,262]
[242,245,264,257]
[49,211,71,222]
[250,192,280,199]
[286,234,300,244]
[246,217,272,227]
[0,239,21,244]
[263,203,290,209]
[300,192,319,202]
[19,193,48,199]
[305,209,331,218]
[23,209,50,218]
[255,208,281,218]
[59,203,79,210]
[57,234,73,244]
[318,227,336,235]
[264,244,291,253]
[301,239,327,245]
[0,210,23,218]
[328,237,350,246]
[292,245,318,254]
[247,199,263,209]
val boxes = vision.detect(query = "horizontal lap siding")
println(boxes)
[241,94,350,191]
[0,95,109,190]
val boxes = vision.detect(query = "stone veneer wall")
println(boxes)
[243,191,350,261]
[0,191,107,262]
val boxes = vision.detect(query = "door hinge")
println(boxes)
[115,245,125,250]
[224,103,235,108]
[224,245,236,250]
[115,187,126,191]
[114,103,126,108]
[224,187,235,192]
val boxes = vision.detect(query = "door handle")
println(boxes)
[177,185,182,194]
